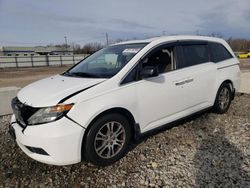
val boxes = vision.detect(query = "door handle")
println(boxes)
[185,78,194,83]
[175,80,186,86]
[175,78,194,86]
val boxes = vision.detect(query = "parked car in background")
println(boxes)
[9,35,240,166]
[238,52,250,58]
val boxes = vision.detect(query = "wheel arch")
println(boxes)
[219,79,233,91]
[80,107,139,161]
[216,79,235,102]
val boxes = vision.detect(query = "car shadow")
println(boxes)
[193,128,250,187]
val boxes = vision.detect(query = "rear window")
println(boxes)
[182,44,209,67]
[209,42,233,63]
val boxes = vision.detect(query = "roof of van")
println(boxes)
[115,35,225,45]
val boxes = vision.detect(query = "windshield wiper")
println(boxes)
[66,72,100,78]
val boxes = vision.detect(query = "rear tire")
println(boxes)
[213,83,232,114]
[84,113,131,166]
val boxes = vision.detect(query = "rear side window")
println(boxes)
[209,42,233,63]
[181,44,209,67]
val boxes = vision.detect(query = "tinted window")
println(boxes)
[209,42,233,63]
[182,44,209,67]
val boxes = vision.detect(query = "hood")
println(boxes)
[17,74,106,107]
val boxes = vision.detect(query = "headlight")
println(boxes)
[28,104,74,125]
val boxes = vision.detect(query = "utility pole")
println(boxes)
[64,36,68,53]
[106,33,109,46]
[162,30,166,36]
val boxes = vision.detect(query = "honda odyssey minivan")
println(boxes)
[9,36,240,166]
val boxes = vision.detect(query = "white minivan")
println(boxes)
[9,36,240,166]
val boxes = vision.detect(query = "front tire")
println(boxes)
[84,113,131,166]
[213,83,232,114]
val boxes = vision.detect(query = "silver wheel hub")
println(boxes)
[218,87,230,110]
[94,121,126,159]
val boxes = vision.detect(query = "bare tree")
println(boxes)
[71,42,104,54]
[227,38,250,52]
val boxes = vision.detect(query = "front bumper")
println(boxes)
[10,115,85,165]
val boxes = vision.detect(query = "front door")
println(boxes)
[135,44,190,132]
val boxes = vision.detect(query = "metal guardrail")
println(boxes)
[0,54,88,68]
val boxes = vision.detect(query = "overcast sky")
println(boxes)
[0,0,249,46]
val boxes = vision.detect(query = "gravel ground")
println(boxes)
[0,94,249,187]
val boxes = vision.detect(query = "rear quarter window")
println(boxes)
[182,44,209,67]
[209,42,233,63]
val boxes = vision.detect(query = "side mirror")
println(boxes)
[139,66,159,79]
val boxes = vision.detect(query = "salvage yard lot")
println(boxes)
[0,94,249,187]
[0,66,70,88]
[0,59,250,187]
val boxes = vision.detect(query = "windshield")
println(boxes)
[63,43,147,78]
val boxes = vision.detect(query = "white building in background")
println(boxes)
[0,46,73,56]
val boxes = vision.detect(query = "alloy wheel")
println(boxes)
[218,87,230,110]
[94,121,126,159]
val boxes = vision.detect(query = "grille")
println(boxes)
[11,97,39,128]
